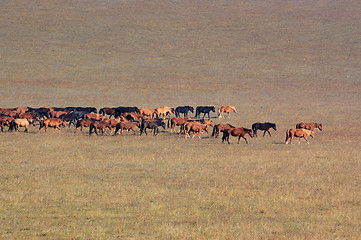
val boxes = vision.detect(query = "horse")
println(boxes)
[183,122,208,139]
[222,127,253,144]
[49,110,68,119]
[39,118,66,133]
[121,112,145,121]
[168,117,191,133]
[0,116,13,131]
[252,122,277,137]
[178,118,213,135]
[154,106,174,119]
[218,106,237,118]
[140,119,166,135]
[211,124,236,138]
[114,106,140,118]
[84,113,104,121]
[59,113,79,127]
[296,122,322,131]
[114,121,140,135]
[89,121,112,135]
[139,108,156,118]
[194,106,215,119]
[9,118,33,132]
[75,119,94,132]
[99,107,117,118]
[74,107,97,113]
[285,128,314,144]
[18,112,41,125]
[175,106,194,118]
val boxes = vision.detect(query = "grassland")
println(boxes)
[1,0,361,239]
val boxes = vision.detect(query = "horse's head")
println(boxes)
[232,106,237,112]
[160,122,166,129]
[211,106,215,112]
[272,123,277,131]
[189,106,194,113]
[247,128,254,138]
[317,123,323,131]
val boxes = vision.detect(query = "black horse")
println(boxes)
[140,120,166,136]
[175,106,194,117]
[114,106,140,118]
[194,106,215,119]
[252,122,277,137]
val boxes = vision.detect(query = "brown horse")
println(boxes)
[222,127,253,144]
[84,113,104,121]
[0,116,13,131]
[114,121,140,135]
[99,107,117,118]
[75,119,94,132]
[285,128,314,144]
[212,124,236,138]
[39,118,66,133]
[89,121,112,135]
[168,117,191,133]
[296,122,322,131]
[183,122,208,138]
[18,112,40,123]
[218,106,237,118]
[154,106,174,119]
[179,119,213,135]
[49,110,68,119]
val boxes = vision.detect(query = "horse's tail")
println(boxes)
[222,129,229,143]
[285,129,291,142]
[251,123,257,136]
[211,125,217,137]
[295,123,301,129]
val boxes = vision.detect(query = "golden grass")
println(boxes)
[1,0,361,239]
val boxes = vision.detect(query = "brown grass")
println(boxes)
[1,0,361,239]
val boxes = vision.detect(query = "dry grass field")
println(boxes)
[1,0,361,239]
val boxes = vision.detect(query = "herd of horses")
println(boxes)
[0,106,322,144]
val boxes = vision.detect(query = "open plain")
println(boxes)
[1,0,361,239]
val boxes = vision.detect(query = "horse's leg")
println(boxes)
[243,136,249,144]
[267,130,272,137]
[227,111,231,118]
[304,135,309,144]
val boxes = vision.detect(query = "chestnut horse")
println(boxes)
[296,122,322,131]
[114,121,140,135]
[211,124,235,138]
[75,119,94,132]
[218,106,237,118]
[89,121,112,135]
[222,127,253,144]
[285,128,314,144]
[168,117,191,133]
[84,113,104,121]
[39,118,66,133]
[183,122,208,139]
